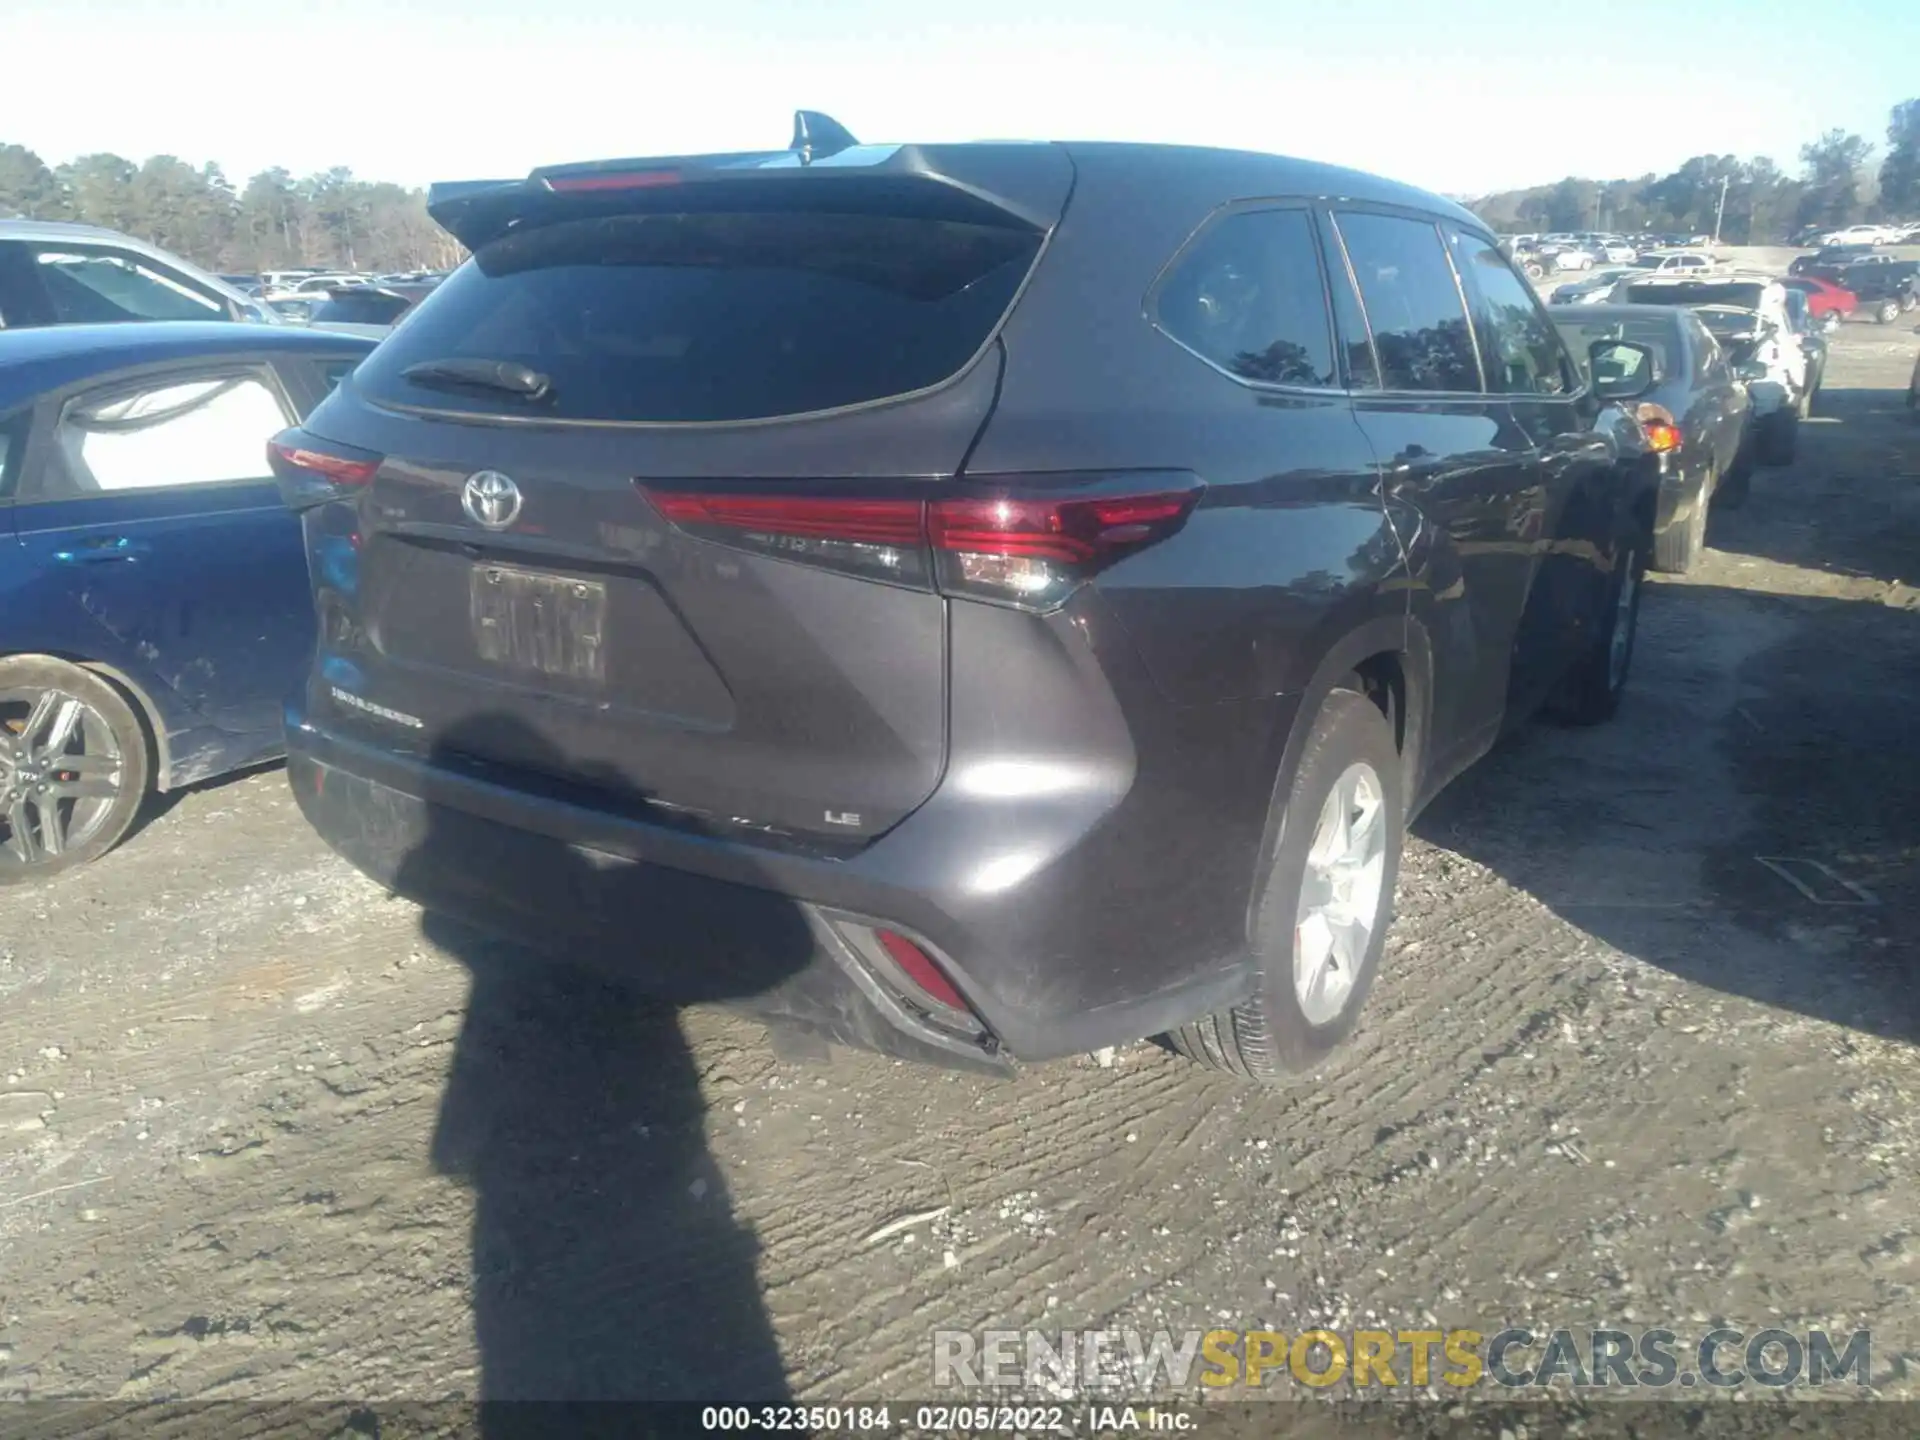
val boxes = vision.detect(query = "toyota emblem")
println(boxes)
[461,471,523,531]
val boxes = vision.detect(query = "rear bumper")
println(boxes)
[286,699,1262,1070]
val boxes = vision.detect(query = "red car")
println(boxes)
[1783,274,1858,323]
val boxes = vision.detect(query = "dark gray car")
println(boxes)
[1552,304,1751,573]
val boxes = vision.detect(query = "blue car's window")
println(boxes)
[54,375,290,495]
[0,411,25,499]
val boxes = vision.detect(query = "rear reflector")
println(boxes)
[639,473,1203,609]
[875,929,970,1013]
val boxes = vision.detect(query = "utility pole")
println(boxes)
[1713,174,1731,245]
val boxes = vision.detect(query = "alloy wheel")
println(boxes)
[0,688,126,866]
[1293,761,1387,1026]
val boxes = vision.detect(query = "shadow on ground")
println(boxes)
[1417,469,1920,1045]
[368,716,806,1418]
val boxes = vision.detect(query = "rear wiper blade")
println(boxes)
[402,357,552,401]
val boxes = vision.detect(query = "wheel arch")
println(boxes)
[1242,613,1429,947]
[1,651,171,792]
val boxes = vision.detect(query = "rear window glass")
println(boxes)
[1553,316,1677,382]
[356,211,1042,423]
[311,290,411,325]
[1621,282,1765,309]
[1153,208,1335,387]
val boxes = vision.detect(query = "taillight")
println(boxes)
[638,472,1203,610]
[1634,403,1682,454]
[929,488,1200,607]
[269,428,383,509]
[643,491,929,587]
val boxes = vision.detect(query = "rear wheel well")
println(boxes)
[1351,652,1406,754]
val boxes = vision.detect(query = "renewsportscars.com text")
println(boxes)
[932,1326,1872,1392]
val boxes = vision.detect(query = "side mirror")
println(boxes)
[1588,339,1658,401]
[1736,360,1770,382]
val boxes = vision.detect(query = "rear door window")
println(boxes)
[1330,212,1482,393]
[356,210,1043,423]
[1153,208,1336,388]
[51,373,291,495]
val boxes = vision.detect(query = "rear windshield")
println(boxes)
[1554,316,1677,378]
[310,290,412,325]
[355,210,1042,423]
[1621,282,1765,309]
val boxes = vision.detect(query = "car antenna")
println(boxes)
[791,110,858,166]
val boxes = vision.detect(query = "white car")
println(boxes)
[1819,223,1897,247]
[1628,250,1714,275]
[1549,245,1598,271]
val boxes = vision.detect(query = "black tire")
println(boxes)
[1165,688,1403,1082]
[1547,538,1646,726]
[1718,453,1752,509]
[1652,468,1709,573]
[1876,300,1901,324]
[1757,408,1799,467]
[0,656,150,883]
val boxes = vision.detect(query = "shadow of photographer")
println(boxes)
[381,714,809,1420]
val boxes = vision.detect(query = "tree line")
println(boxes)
[0,145,464,275]
[1469,99,1920,241]
[4,96,1918,269]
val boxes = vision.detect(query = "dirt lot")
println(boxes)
[1,323,1917,1418]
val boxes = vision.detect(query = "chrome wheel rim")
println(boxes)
[0,688,125,866]
[1609,550,1640,691]
[1293,761,1386,1026]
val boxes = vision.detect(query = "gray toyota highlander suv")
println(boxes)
[271,113,1659,1081]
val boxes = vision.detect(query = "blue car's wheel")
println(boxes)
[0,657,150,881]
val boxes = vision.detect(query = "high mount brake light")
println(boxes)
[639,477,1203,609]
[543,171,683,193]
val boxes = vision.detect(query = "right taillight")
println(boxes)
[638,472,1203,612]
[1634,403,1682,454]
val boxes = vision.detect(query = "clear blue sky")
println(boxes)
[7,0,1915,197]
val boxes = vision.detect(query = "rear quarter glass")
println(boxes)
[353,210,1043,424]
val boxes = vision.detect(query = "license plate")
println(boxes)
[469,564,607,682]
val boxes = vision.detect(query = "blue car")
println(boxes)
[0,323,374,878]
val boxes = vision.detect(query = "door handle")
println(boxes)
[53,536,150,565]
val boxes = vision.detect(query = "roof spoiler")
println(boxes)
[425,109,1068,252]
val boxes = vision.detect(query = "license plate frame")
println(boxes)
[469,563,607,683]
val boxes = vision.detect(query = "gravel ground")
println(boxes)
[0,323,1917,1424]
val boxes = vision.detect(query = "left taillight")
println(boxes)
[639,472,1203,612]
[268,427,383,510]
